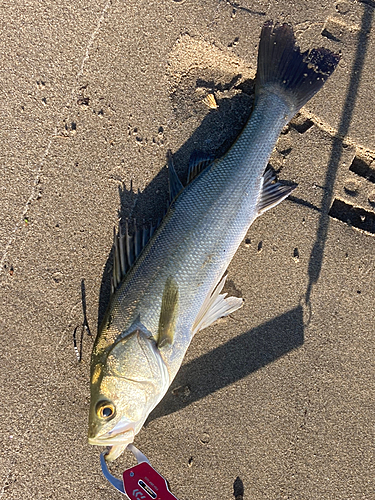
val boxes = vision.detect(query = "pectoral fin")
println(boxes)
[157,276,179,348]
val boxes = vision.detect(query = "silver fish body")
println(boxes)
[89,22,339,461]
[106,93,289,374]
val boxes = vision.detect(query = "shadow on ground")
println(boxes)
[92,69,305,420]
[147,305,303,422]
[91,8,372,419]
[305,5,374,304]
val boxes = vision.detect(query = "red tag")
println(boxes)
[123,462,179,500]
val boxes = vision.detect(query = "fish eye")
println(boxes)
[96,401,115,420]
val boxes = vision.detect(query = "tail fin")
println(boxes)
[256,21,340,112]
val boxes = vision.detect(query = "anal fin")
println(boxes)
[257,167,296,215]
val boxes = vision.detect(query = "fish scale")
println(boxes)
[88,21,340,462]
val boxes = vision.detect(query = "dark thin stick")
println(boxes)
[81,279,92,337]
[73,325,83,362]
[73,279,93,362]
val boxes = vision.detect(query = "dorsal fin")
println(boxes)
[187,150,215,183]
[112,219,161,294]
[167,150,184,203]
[256,167,296,215]
[111,151,216,294]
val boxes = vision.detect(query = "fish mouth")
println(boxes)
[88,427,135,447]
[88,428,135,462]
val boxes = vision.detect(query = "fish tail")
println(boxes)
[256,21,340,113]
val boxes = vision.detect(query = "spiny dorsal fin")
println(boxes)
[256,167,296,215]
[112,219,161,294]
[111,150,216,295]
[187,150,215,184]
[167,150,184,203]
[192,274,243,335]
[157,276,179,348]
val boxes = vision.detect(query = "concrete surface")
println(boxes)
[0,1,374,499]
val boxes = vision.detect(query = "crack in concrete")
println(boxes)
[0,134,54,275]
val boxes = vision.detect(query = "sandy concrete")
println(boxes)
[0,1,374,499]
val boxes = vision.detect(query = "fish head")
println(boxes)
[88,324,169,461]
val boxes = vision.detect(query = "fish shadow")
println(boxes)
[95,72,304,414]
[96,70,303,411]
[147,305,303,422]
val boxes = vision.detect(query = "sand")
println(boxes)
[0,1,374,499]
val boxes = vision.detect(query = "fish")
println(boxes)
[88,21,339,461]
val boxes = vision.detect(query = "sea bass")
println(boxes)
[88,22,339,461]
